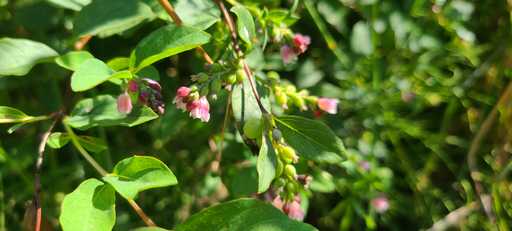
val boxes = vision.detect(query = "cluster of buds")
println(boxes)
[267,128,312,221]
[117,78,165,115]
[281,34,311,64]
[173,86,210,122]
[272,83,338,115]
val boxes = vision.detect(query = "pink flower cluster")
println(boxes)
[173,86,210,122]
[281,34,311,64]
[272,196,305,221]
[117,78,165,115]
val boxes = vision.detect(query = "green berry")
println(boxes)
[278,145,298,164]
[284,164,297,179]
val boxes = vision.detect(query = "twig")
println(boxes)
[33,117,59,231]
[466,81,512,224]
[156,0,214,64]
[74,35,92,51]
[215,0,268,114]
[63,121,156,227]
[426,196,490,231]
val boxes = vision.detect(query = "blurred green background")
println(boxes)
[1,0,512,230]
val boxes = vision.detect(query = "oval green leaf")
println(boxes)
[70,58,114,92]
[0,38,58,76]
[59,178,116,231]
[257,134,277,193]
[74,0,154,37]
[47,132,71,149]
[275,116,345,164]
[66,95,158,130]
[103,155,177,199]
[176,198,317,231]
[131,24,210,72]
[55,51,94,71]
[230,5,256,45]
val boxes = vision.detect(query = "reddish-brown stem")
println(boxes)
[128,199,156,227]
[156,0,214,64]
[33,114,60,231]
[215,0,268,114]
[74,35,92,50]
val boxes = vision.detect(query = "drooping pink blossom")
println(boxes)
[281,45,297,64]
[283,197,305,221]
[127,80,138,93]
[272,196,284,210]
[371,195,389,213]
[187,96,210,122]
[117,92,132,114]
[293,34,311,54]
[173,86,191,111]
[317,98,338,114]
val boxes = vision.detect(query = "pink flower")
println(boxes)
[272,196,284,210]
[283,197,305,221]
[359,160,370,171]
[371,196,389,213]
[317,98,338,114]
[281,45,297,64]
[187,96,210,122]
[127,80,138,93]
[173,86,191,111]
[117,92,132,114]
[293,34,311,54]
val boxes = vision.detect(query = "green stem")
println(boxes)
[63,120,108,176]
[303,0,350,67]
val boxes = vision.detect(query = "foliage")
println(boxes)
[1,0,512,230]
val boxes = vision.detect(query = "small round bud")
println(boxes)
[289,93,306,111]
[275,88,288,109]
[272,128,282,141]
[236,69,245,83]
[267,71,280,82]
[284,164,297,179]
[278,145,298,164]
[275,159,284,178]
[274,177,286,187]
[225,73,237,85]
[285,182,297,194]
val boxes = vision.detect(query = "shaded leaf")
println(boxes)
[47,132,71,149]
[174,0,220,30]
[103,155,177,199]
[132,227,170,231]
[66,95,158,130]
[59,179,116,231]
[46,0,91,11]
[0,38,58,76]
[275,116,345,163]
[231,77,270,128]
[0,106,46,124]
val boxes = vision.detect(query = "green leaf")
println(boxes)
[350,21,373,56]
[59,179,116,231]
[174,0,220,30]
[47,132,107,153]
[47,132,71,149]
[66,95,158,130]
[231,77,270,128]
[0,38,58,76]
[132,228,169,231]
[137,65,160,80]
[257,134,277,193]
[275,116,345,163]
[46,0,91,11]
[106,57,130,71]
[74,0,154,37]
[131,24,210,72]
[55,51,94,71]
[176,198,317,231]
[103,155,177,199]
[0,106,45,124]
[70,58,114,91]
[230,5,256,45]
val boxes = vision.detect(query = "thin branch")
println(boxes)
[215,0,268,114]
[426,196,490,231]
[466,81,512,224]
[156,0,214,64]
[33,115,59,231]
[63,121,156,227]
[74,35,92,51]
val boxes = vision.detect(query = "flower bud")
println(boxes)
[272,128,282,141]
[280,45,296,64]
[275,88,288,109]
[371,195,389,213]
[117,92,133,114]
[275,159,284,178]
[278,145,298,164]
[127,80,138,93]
[317,97,338,114]
[225,73,237,85]
[236,69,245,83]
[284,164,297,179]
[293,33,311,54]
[289,93,306,111]
[143,78,161,92]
